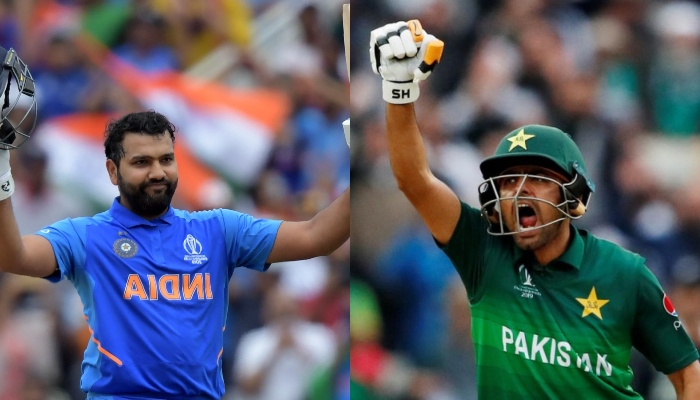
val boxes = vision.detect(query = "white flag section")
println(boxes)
[36,116,119,207]
[111,71,290,188]
[35,114,244,210]
[134,73,289,186]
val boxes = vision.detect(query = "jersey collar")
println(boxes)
[109,197,175,227]
[552,226,584,270]
[513,225,585,270]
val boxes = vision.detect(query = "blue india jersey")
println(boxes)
[35,199,282,399]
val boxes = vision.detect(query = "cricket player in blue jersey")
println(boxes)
[0,47,350,399]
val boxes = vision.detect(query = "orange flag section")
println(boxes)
[74,32,290,136]
[47,113,221,210]
[130,72,290,135]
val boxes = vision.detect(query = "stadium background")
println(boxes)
[350,0,700,399]
[0,0,349,399]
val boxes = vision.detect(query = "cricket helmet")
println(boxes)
[478,125,595,235]
[0,46,37,150]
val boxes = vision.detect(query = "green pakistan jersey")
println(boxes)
[441,202,699,399]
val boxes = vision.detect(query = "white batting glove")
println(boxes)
[0,149,13,201]
[369,20,444,104]
[342,119,350,147]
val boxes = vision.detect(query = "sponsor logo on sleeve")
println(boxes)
[663,293,678,317]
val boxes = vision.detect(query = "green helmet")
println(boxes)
[480,125,593,185]
[478,125,595,234]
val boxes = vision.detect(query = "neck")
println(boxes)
[532,220,571,265]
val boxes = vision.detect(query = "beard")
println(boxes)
[117,171,178,218]
[512,218,565,251]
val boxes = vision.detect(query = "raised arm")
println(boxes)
[0,179,58,278]
[372,21,460,245]
[266,188,349,263]
[386,103,460,245]
[0,47,57,278]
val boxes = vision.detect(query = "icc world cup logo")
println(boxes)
[183,234,203,255]
[183,234,208,264]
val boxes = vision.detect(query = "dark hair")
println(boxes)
[104,110,176,166]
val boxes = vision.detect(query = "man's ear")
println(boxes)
[106,159,118,186]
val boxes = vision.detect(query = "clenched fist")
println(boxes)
[369,20,444,104]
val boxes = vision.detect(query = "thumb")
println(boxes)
[412,37,444,83]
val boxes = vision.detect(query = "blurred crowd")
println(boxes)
[0,0,349,399]
[351,0,700,399]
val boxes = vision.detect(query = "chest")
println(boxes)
[476,262,635,348]
[83,223,227,301]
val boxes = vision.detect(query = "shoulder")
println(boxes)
[170,208,261,227]
[46,213,106,233]
[581,230,646,271]
[171,208,223,222]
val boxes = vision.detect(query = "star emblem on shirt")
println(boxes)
[507,129,536,151]
[576,287,609,320]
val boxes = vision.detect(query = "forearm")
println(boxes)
[678,380,700,400]
[669,361,700,399]
[385,103,433,196]
[0,198,26,272]
[307,188,350,256]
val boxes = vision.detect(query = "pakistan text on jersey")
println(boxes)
[502,326,612,376]
[123,273,214,300]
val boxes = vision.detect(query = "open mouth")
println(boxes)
[517,204,537,230]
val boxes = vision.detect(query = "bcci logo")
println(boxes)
[183,234,208,265]
[113,238,138,258]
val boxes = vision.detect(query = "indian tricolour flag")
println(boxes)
[113,70,290,187]
[36,113,242,211]
[34,39,290,210]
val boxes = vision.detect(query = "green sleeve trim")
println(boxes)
[658,352,700,375]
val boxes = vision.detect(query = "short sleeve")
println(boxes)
[217,209,282,273]
[632,265,700,374]
[439,202,492,303]
[33,219,84,283]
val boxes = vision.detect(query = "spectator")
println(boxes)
[231,287,337,400]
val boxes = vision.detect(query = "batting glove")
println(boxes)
[369,20,444,104]
[0,148,12,201]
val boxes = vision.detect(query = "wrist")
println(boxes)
[0,150,13,201]
[382,80,419,104]
[0,170,14,201]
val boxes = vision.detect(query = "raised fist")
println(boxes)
[369,20,444,104]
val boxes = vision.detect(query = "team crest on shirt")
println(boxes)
[576,287,609,320]
[183,234,208,265]
[113,238,138,258]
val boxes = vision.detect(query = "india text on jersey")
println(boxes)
[123,273,214,300]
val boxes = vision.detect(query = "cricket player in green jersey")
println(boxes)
[369,20,700,399]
